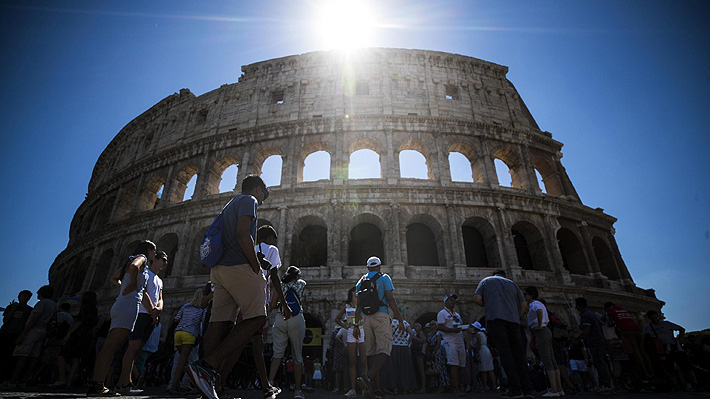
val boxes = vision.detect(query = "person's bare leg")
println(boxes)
[415,356,426,392]
[169,344,194,390]
[201,321,233,361]
[251,335,270,390]
[204,317,265,369]
[66,358,80,387]
[294,362,303,391]
[92,328,130,387]
[357,342,368,379]
[269,357,283,384]
[347,343,358,390]
[117,339,144,387]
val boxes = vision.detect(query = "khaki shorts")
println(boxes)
[13,328,45,358]
[210,264,266,322]
[443,340,466,367]
[363,312,392,356]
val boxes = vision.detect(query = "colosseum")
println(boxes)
[50,48,662,356]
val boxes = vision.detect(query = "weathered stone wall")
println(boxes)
[50,49,661,353]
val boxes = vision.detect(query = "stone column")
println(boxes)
[520,146,540,194]
[481,138,499,189]
[329,200,343,279]
[130,174,147,213]
[192,152,213,200]
[80,246,103,293]
[158,164,177,206]
[495,206,517,271]
[578,222,603,279]
[543,215,572,284]
[384,129,397,183]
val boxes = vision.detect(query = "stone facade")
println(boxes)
[49,48,661,353]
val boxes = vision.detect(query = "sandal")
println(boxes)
[86,382,119,396]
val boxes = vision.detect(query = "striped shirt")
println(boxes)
[174,303,206,338]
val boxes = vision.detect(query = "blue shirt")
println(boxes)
[356,271,394,314]
[220,194,258,266]
[474,275,525,324]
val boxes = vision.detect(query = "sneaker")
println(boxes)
[86,383,119,397]
[294,390,305,399]
[542,391,559,397]
[186,360,220,399]
[344,389,357,397]
[502,392,524,399]
[558,391,565,397]
[264,385,282,398]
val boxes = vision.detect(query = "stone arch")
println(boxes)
[462,216,500,268]
[348,213,386,265]
[173,164,199,202]
[90,248,114,291]
[405,214,446,266]
[448,141,486,183]
[299,142,331,182]
[348,138,383,179]
[593,236,620,280]
[136,174,166,211]
[94,194,116,229]
[398,138,433,180]
[290,215,328,267]
[115,183,137,220]
[207,155,240,195]
[69,255,92,295]
[156,233,179,277]
[252,146,284,185]
[532,156,564,196]
[493,148,525,189]
[557,227,589,275]
[511,220,549,271]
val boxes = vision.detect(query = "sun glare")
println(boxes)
[316,1,377,50]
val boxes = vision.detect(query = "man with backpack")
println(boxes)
[187,175,277,399]
[353,256,404,399]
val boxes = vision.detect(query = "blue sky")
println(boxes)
[1,1,708,330]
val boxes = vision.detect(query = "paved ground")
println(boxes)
[0,386,708,399]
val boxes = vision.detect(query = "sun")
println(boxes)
[315,1,377,50]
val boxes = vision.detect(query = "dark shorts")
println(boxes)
[129,313,156,343]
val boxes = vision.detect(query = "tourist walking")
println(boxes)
[437,293,467,396]
[382,318,416,394]
[334,287,367,398]
[186,175,272,399]
[574,297,612,393]
[88,240,155,396]
[473,270,529,398]
[268,266,307,399]
[353,256,405,399]
[116,250,167,393]
[168,288,207,393]
[0,290,33,380]
[524,287,562,397]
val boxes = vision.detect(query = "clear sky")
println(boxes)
[1,1,708,330]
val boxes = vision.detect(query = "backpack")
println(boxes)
[284,288,301,317]
[357,272,384,315]
[200,196,239,268]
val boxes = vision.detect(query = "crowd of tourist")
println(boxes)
[0,175,708,398]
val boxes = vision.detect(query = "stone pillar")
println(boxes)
[329,200,343,279]
[108,186,125,222]
[495,206,517,272]
[446,203,463,266]
[432,130,448,185]
[384,129,397,183]
[521,146,541,194]
[158,164,177,206]
[543,215,572,284]
[606,230,633,283]
[481,139,499,189]
[80,246,103,293]
[578,222,603,279]
[192,152,213,200]
[130,174,147,213]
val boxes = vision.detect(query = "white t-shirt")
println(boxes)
[255,243,281,278]
[437,307,464,345]
[526,300,549,329]
[139,268,163,314]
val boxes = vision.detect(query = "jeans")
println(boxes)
[588,343,612,388]
[487,319,526,394]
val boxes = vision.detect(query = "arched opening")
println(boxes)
[557,228,589,275]
[415,312,439,329]
[494,159,513,187]
[462,217,499,268]
[136,175,165,212]
[90,249,114,291]
[183,174,197,201]
[532,156,565,196]
[219,164,239,193]
[70,256,91,295]
[449,152,474,182]
[535,169,546,194]
[406,223,439,266]
[302,151,331,182]
[156,233,179,277]
[593,237,620,280]
[348,223,385,265]
[95,195,116,229]
[511,221,549,271]
[290,225,328,267]
[399,150,429,179]
[261,155,283,187]
[348,149,381,179]
[171,164,199,201]
[115,184,137,220]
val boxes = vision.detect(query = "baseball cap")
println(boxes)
[366,256,382,268]
[444,294,458,303]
